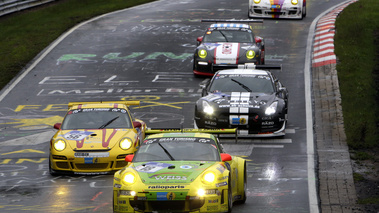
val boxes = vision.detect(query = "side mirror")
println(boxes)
[125,154,134,162]
[133,121,142,128]
[197,36,203,46]
[53,123,62,130]
[220,153,232,162]
[200,78,210,96]
[254,36,262,43]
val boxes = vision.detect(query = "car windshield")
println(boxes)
[209,74,275,93]
[203,30,253,43]
[61,109,132,130]
[133,138,220,162]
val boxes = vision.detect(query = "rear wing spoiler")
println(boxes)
[68,101,140,108]
[214,63,282,71]
[145,128,239,142]
[201,19,263,24]
[238,63,282,70]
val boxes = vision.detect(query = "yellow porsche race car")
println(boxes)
[49,101,146,175]
[113,128,246,213]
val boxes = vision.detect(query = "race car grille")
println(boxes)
[130,200,204,211]
[253,9,262,14]
[115,161,128,168]
[266,11,285,16]
[75,163,109,170]
[56,162,70,169]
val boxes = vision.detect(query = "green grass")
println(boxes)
[358,196,379,205]
[334,0,379,149]
[0,0,157,88]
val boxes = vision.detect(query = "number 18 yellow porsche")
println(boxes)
[113,128,246,213]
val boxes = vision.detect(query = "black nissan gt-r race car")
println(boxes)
[193,19,265,77]
[194,64,288,137]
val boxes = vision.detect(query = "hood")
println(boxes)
[203,92,276,108]
[200,42,256,64]
[58,129,135,150]
[131,161,217,184]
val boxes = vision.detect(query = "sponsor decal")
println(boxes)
[135,162,173,173]
[148,185,185,189]
[262,121,275,125]
[74,172,108,175]
[167,192,176,200]
[262,116,273,120]
[207,205,219,211]
[216,165,226,173]
[154,176,187,181]
[205,121,217,125]
[208,199,219,203]
[180,165,192,169]
[218,176,228,180]
[84,158,94,164]
[64,130,93,141]
[216,181,228,187]
[157,192,167,200]
[74,152,109,158]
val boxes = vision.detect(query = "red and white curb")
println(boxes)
[312,0,358,67]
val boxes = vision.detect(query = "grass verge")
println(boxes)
[334,0,379,150]
[0,0,157,89]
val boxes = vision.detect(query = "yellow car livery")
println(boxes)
[49,101,146,175]
[113,129,246,212]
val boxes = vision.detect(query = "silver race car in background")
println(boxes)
[248,0,306,19]
[194,64,288,137]
[193,19,265,77]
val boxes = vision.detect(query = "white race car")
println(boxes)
[248,0,306,19]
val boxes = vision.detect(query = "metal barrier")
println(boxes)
[0,0,56,17]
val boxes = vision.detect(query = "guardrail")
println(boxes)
[0,0,56,17]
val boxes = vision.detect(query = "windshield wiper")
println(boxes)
[157,142,175,161]
[219,30,229,42]
[99,116,119,129]
[231,79,252,92]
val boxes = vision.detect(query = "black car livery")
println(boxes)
[194,68,288,137]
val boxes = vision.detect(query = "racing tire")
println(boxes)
[301,5,306,19]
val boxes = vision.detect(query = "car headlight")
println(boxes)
[197,189,205,197]
[265,102,278,115]
[122,172,136,185]
[120,138,133,150]
[53,139,66,151]
[198,49,207,58]
[202,171,216,184]
[202,101,214,115]
[291,0,298,5]
[246,50,256,59]
[253,0,261,3]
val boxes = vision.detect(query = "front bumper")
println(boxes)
[113,187,228,213]
[249,4,302,19]
[50,152,131,175]
[194,113,287,137]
